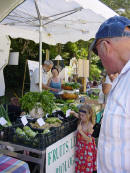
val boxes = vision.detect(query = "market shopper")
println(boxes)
[30,60,59,93]
[90,16,130,173]
[98,73,118,106]
[70,104,97,173]
[47,67,62,97]
[102,73,118,97]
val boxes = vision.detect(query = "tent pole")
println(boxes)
[39,22,42,92]
[34,0,42,92]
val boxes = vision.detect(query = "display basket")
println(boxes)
[60,93,78,100]
[0,126,12,141]
[62,85,73,90]
[60,117,78,138]
[7,124,61,150]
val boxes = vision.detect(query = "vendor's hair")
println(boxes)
[44,60,53,66]
[51,67,59,73]
[79,104,94,124]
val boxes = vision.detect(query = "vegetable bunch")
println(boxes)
[0,104,12,127]
[20,90,56,115]
[63,82,81,89]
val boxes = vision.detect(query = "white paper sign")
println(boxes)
[27,60,39,78]
[0,117,7,126]
[21,116,28,126]
[66,109,71,118]
[37,118,45,127]
[46,131,77,173]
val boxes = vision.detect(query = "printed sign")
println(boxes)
[21,116,28,126]
[66,109,71,118]
[0,117,7,126]
[37,117,45,126]
[46,131,77,173]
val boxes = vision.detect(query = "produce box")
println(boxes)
[5,116,78,150]
[61,93,78,100]
[7,124,61,150]
[60,117,78,138]
[0,126,12,142]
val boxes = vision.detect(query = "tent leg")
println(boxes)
[22,59,28,96]
[39,24,42,92]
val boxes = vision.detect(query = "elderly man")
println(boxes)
[30,60,59,92]
[90,16,130,173]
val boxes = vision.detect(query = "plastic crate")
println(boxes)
[60,117,78,138]
[0,126,12,141]
[7,124,61,150]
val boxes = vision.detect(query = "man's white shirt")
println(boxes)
[30,68,48,92]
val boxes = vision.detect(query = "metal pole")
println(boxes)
[39,22,42,92]
[35,0,42,92]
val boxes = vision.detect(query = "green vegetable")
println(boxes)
[69,104,78,112]
[0,104,12,127]
[65,99,75,103]
[60,104,69,114]
[60,103,78,114]
[23,126,37,138]
[54,99,65,104]
[45,117,62,124]
[43,129,50,134]
[63,82,81,89]
[89,95,99,99]
[16,127,26,136]
[20,90,56,115]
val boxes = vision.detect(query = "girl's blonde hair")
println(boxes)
[79,104,95,124]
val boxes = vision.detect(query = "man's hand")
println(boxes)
[50,88,60,92]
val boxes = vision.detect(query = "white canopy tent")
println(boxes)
[0,0,117,91]
[0,0,24,21]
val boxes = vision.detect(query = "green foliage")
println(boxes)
[89,64,101,81]
[63,82,81,89]
[100,0,130,18]
[20,90,56,114]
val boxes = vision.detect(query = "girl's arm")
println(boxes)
[70,111,79,118]
[87,123,94,135]
[78,123,92,143]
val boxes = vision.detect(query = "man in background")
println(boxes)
[30,60,59,93]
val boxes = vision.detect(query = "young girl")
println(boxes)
[71,104,97,173]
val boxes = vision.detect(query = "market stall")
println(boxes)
[0,84,102,173]
[0,89,80,172]
[0,1,116,172]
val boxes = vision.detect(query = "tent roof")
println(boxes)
[0,0,118,45]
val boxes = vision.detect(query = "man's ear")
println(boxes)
[103,41,111,56]
[99,41,107,56]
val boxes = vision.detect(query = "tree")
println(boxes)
[100,0,130,18]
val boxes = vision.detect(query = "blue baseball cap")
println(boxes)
[90,16,130,55]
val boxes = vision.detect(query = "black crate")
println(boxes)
[0,126,12,141]
[7,124,61,150]
[60,117,78,138]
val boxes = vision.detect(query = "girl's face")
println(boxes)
[79,110,88,123]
